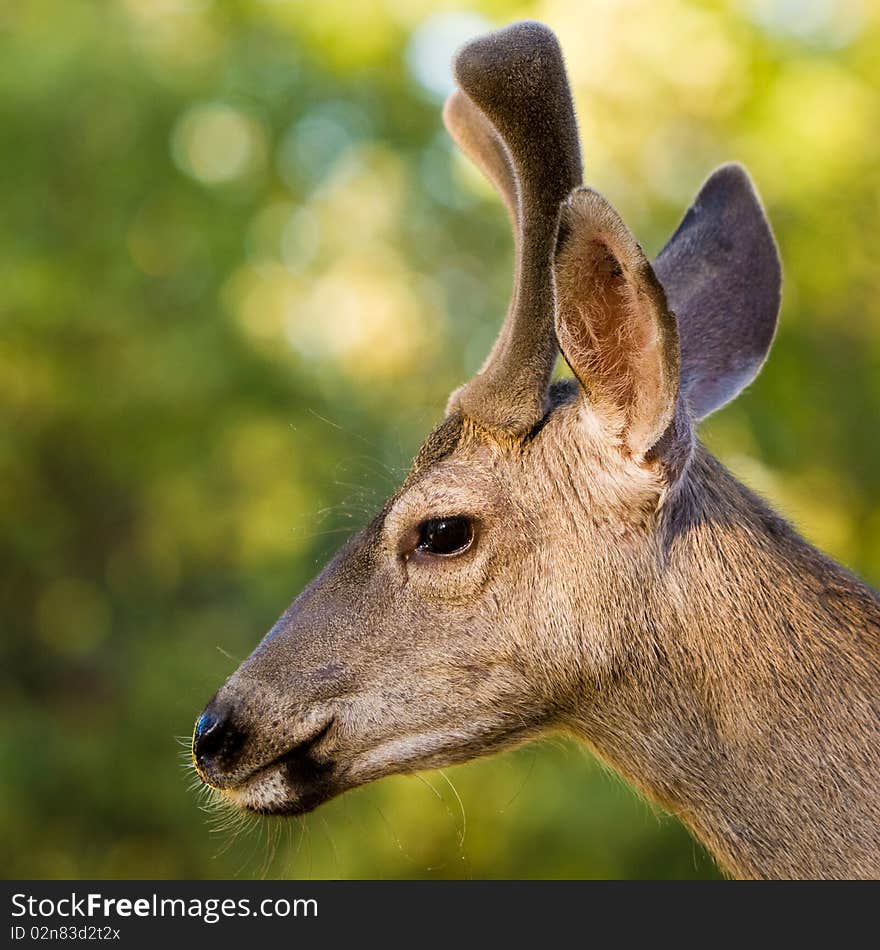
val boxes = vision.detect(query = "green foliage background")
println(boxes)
[2,0,878,879]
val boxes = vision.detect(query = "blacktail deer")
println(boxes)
[193,21,880,880]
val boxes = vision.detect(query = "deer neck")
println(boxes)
[571,445,880,879]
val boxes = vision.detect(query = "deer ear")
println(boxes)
[653,163,781,420]
[555,188,681,460]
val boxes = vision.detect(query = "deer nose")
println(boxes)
[192,700,246,784]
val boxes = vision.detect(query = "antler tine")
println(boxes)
[446,21,582,435]
[443,88,522,387]
[443,87,519,226]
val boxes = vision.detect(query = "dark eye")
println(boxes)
[416,516,474,557]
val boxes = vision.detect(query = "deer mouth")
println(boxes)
[221,717,341,816]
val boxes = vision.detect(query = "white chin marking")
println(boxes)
[223,768,290,812]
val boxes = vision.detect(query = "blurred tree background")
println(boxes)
[2,0,878,879]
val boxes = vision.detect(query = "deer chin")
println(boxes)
[347,722,541,783]
[220,721,539,816]
[221,761,341,816]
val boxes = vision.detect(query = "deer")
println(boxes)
[191,21,880,880]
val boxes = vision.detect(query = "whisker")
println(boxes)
[306,409,379,449]
[319,814,341,872]
[436,769,468,852]
[372,803,423,868]
[499,749,538,813]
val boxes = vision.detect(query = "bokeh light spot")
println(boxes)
[171,102,266,185]
[406,11,494,100]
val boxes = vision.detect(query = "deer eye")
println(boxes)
[416,516,474,556]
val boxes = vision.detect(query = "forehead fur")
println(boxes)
[405,412,467,488]
[404,380,581,489]
[397,378,646,525]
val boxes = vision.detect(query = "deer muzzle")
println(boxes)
[191,684,341,815]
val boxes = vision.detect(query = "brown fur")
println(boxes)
[192,21,880,879]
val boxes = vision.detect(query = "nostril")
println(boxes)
[194,710,224,757]
[192,702,245,775]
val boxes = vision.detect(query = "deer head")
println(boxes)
[192,21,780,826]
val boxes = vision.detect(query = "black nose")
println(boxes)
[192,700,246,781]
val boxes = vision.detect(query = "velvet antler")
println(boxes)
[444,21,582,435]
